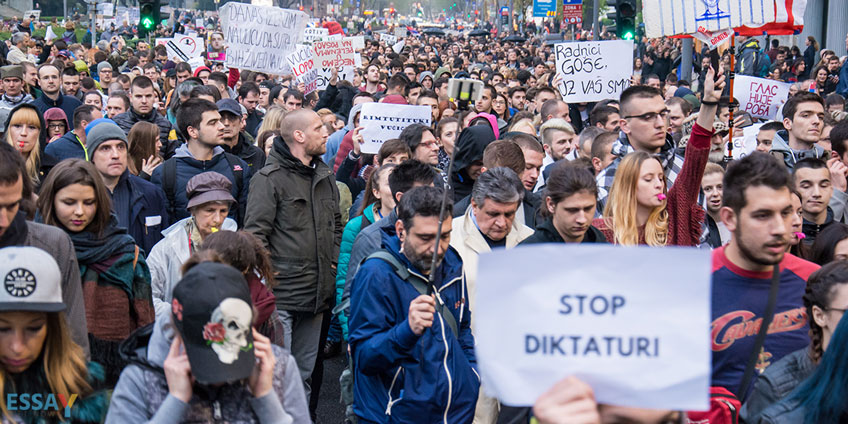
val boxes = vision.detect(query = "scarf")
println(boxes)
[2,92,26,105]
[611,130,677,171]
[247,273,277,328]
[0,211,28,247]
[186,218,204,253]
[69,215,137,267]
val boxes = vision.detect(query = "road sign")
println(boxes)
[532,0,556,17]
[562,0,582,24]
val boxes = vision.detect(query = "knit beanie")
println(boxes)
[86,121,127,157]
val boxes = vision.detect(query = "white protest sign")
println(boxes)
[392,40,405,54]
[347,36,365,50]
[734,75,791,119]
[727,123,761,160]
[394,27,406,38]
[158,34,205,61]
[380,33,397,45]
[554,40,633,103]
[324,34,343,41]
[303,27,329,43]
[196,18,205,28]
[359,103,432,154]
[23,10,40,19]
[315,66,355,91]
[475,244,711,411]
[97,3,114,16]
[286,47,319,94]
[187,56,207,72]
[642,0,772,37]
[220,3,309,75]
[312,39,356,69]
[691,26,734,50]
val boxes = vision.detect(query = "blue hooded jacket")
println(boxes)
[349,229,479,423]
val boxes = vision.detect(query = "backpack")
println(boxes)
[161,153,244,222]
[336,249,460,424]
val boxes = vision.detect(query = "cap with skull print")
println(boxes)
[171,262,255,385]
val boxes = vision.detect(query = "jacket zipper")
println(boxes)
[435,293,452,424]
[385,367,403,415]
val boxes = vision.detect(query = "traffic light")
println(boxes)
[138,0,159,37]
[614,0,636,40]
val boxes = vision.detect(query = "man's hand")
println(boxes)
[330,67,339,86]
[533,376,600,424]
[351,126,364,156]
[163,336,194,403]
[248,329,277,398]
[408,294,435,336]
[828,157,848,193]
[702,66,725,104]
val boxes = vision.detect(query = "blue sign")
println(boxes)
[532,0,556,17]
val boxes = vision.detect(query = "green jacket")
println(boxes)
[335,202,377,340]
[245,140,343,313]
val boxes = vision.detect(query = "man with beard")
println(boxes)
[349,185,479,424]
[244,108,341,403]
[710,152,819,401]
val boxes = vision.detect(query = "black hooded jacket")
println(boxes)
[450,125,496,202]
[3,102,58,190]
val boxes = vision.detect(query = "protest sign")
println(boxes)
[315,66,355,91]
[303,27,329,43]
[642,0,771,37]
[475,244,711,410]
[286,47,319,94]
[359,104,431,154]
[96,3,114,16]
[115,7,140,24]
[392,40,405,54]
[312,39,356,68]
[325,34,343,41]
[379,33,397,45]
[347,36,365,50]
[157,34,205,61]
[196,18,205,28]
[691,26,734,50]
[734,75,791,119]
[23,10,40,19]
[394,27,406,38]
[220,3,309,75]
[554,40,633,103]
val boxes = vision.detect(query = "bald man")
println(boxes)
[245,108,342,401]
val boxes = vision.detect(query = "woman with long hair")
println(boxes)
[0,246,108,423]
[814,66,832,96]
[36,159,154,385]
[492,93,511,122]
[4,104,51,189]
[792,59,809,81]
[788,190,809,259]
[804,36,819,72]
[809,223,848,265]
[594,67,724,246]
[127,121,162,179]
[256,105,286,142]
[192,230,285,346]
[757,270,848,422]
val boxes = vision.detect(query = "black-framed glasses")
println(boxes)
[624,109,670,122]
[827,307,848,313]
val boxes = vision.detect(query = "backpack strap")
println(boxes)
[222,153,245,224]
[738,264,781,398]
[162,158,177,222]
[366,250,459,338]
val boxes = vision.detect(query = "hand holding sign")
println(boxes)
[408,295,436,336]
[352,126,364,156]
[533,376,600,424]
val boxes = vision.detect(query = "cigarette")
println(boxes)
[657,193,667,201]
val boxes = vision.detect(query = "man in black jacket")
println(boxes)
[217,99,266,170]
[112,76,177,158]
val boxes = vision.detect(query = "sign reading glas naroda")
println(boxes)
[475,244,711,410]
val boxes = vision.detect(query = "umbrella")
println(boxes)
[468,28,490,37]
[423,27,446,36]
[503,34,526,42]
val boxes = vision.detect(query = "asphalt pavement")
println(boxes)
[314,350,347,424]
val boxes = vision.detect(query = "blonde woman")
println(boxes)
[4,104,51,189]
[255,105,286,145]
[593,66,724,246]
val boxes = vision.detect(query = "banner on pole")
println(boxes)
[220,3,309,75]
[554,40,633,103]
[475,244,711,410]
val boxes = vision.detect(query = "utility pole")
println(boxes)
[681,38,693,81]
[592,0,598,40]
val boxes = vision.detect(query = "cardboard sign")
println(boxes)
[475,244,711,410]
[220,3,309,75]
[303,27,329,43]
[97,3,114,16]
[554,40,633,103]
[379,33,397,45]
[735,75,791,119]
[286,47,319,95]
[312,39,356,68]
[359,103,432,154]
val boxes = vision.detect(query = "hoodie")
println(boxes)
[450,125,497,202]
[3,103,57,188]
[44,107,70,139]
[769,129,826,170]
[106,314,309,424]
[333,103,366,173]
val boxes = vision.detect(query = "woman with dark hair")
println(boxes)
[814,66,832,96]
[0,246,108,423]
[36,159,154,385]
[758,290,848,422]
[804,36,820,72]
[791,59,808,81]
[127,121,162,179]
[193,230,285,346]
[809,223,848,265]
[492,93,511,122]
[788,189,809,259]
[742,261,848,422]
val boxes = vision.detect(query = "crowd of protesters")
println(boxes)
[0,5,846,424]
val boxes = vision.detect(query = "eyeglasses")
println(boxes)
[827,307,848,313]
[48,123,66,129]
[624,109,670,122]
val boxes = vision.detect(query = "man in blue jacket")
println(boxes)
[151,98,251,226]
[87,120,168,254]
[30,63,82,127]
[836,32,848,97]
[349,186,479,423]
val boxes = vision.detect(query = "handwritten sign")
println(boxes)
[642,0,772,37]
[315,66,355,91]
[691,26,734,50]
[394,27,407,38]
[554,40,633,103]
[312,39,356,69]
[346,36,365,50]
[379,33,397,45]
[359,103,432,154]
[735,75,791,119]
[303,27,329,43]
[24,10,40,19]
[286,47,319,95]
[220,3,309,75]
[475,244,711,410]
